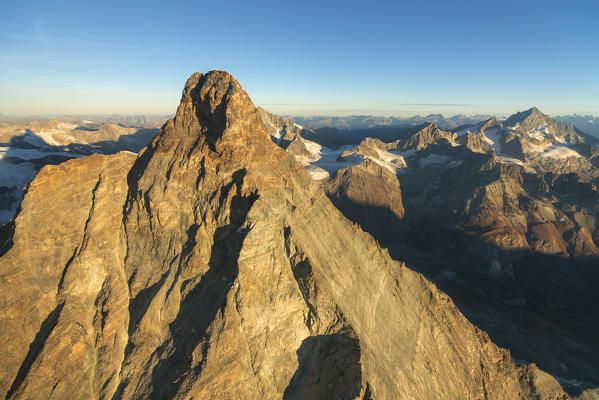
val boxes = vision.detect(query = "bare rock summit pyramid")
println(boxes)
[0,71,568,399]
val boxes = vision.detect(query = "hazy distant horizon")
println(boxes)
[2,108,598,120]
[2,1,598,118]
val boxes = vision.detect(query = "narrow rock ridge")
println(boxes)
[400,122,456,150]
[0,71,569,399]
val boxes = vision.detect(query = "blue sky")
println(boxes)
[1,0,598,117]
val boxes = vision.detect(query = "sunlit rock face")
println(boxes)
[0,71,568,400]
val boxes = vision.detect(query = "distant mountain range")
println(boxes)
[0,117,159,224]
[2,112,598,138]
[289,113,599,141]
[293,113,492,131]
[263,105,599,397]
[0,114,170,128]
[557,115,599,138]
[0,71,577,400]
[0,103,597,398]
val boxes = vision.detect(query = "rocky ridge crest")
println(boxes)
[0,71,568,399]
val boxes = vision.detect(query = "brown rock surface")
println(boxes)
[0,71,569,399]
[0,152,136,399]
[325,158,405,243]
[399,122,455,150]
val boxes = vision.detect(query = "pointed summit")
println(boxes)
[504,106,548,128]
[133,70,278,186]
[402,122,454,149]
[480,115,498,133]
[502,106,587,144]
[168,70,270,152]
[0,70,568,400]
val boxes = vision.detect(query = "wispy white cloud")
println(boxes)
[0,30,137,49]
[400,103,473,107]
[33,23,47,49]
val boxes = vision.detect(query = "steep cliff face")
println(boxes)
[325,159,405,242]
[0,152,137,399]
[0,71,568,399]
[399,123,456,150]
[312,132,599,392]
[257,106,302,145]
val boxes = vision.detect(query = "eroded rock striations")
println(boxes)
[0,71,568,399]
[307,110,599,394]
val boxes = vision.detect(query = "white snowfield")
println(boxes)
[373,149,407,171]
[0,147,79,161]
[419,153,449,166]
[22,123,83,147]
[497,156,525,166]
[528,143,582,159]
[302,140,323,159]
[0,162,38,224]
[304,165,329,180]
[296,138,410,179]
[527,125,550,141]
[292,115,589,182]
[296,141,356,180]
[0,162,37,188]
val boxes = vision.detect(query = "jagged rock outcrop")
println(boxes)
[504,107,583,143]
[0,71,569,399]
[258,106,302,146]
[456,130,492,153]
[325,159,405,242]
[399,122,456,150]
[319,135,599,393]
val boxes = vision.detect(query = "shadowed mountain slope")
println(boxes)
[0,71,568,399]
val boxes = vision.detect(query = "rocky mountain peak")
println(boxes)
[170,70,270,154]
[504,106,549,128]
[401,122,455,150]
[140,70,278,182]
[529,106,542,115]
[0,71,570,400]
[501,106,591,148]
[425,121,439,130]
[482,115,497,127]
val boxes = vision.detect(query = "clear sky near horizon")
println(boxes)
[1,0,598,117]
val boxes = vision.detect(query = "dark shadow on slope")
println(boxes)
[126,266,173,337]
[0,218,15,256]
[399,230,599,396]
[148,170,259,399]
[329,191,599,395]
[6,302,65,399]
[283,333,362,400]
[327,198,404,245]
[323,145,599,394]
[63,127,159,155]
